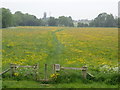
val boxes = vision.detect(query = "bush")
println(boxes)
[92,72,119,85]
[105,73,120,85]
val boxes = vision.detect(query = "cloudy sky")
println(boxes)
[1,0,119,20]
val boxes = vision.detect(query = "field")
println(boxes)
[1,26,119,88]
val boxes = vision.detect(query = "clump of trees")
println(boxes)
[13,11,41,26]
[78,13,119,27]
[1,8,74,28]
[58,16,74,27]
[1,8,13,28]
[48,17,58,26]
[1,8,120,28]
[89,13,118,27]
[77,23,89,27]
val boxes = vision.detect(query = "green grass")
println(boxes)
[1,26,118,88]
[2,80,118,88]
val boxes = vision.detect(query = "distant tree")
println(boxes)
[37,19,45,26]
[58,16,74,27]
[89,20,95,27]
[22,13,38,26]
[13,12,42,26]
[77,22,88,27]
[48,17,57,26]
[105,14,116,27]
[89,13,117,27]
[67,16,74,27]
[58,16,66,26]
[94,13,108,27]
[2,8,13,28]
[13,11,24,26]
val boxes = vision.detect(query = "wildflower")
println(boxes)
[7,42,15,47]
[112,67,118,72]
[50,73,60,79]
[14,73,19,76]
[67,61,76,64]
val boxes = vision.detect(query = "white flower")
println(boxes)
[112,67,118,72]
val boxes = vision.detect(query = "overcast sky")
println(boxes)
[1,0,119,20]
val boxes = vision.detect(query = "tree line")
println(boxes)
[78,13,119,27]
[0,8,120,28]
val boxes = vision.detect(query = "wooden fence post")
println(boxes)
[33,64,38,80]
[37,64,39,80]
[52,64,55,74]
[81,66,87,79]
[45,64,47,80]
[36,64,39,80]
[10,64,16,77]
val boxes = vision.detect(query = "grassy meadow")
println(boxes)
[1,26,119,88]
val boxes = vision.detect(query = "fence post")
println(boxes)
[10,64,16,77]
[53,64,55,74]
[33,64,38,80]
[81,66,87,79]
[36,64,39,80]
[37,64,39,80]
[45,64,47,80]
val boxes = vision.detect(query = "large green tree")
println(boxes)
[13,12,40,26]
[2,8,13,28]
[89,13,117,27]
[13,11,24,26]
[58,16,74,27]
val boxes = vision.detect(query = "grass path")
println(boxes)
[39,28,65,78]
[46,29,65,64]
